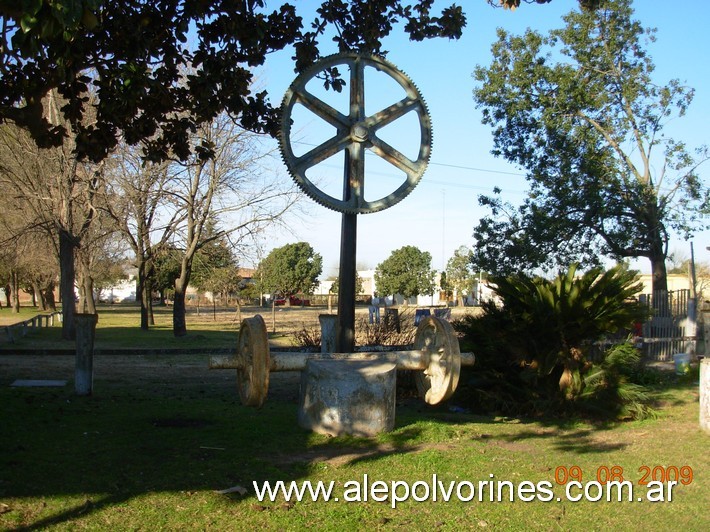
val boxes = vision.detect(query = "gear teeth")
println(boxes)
[278,52,433,215]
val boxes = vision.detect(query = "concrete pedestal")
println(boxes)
[298,359,396,437]
[700,358,710,434]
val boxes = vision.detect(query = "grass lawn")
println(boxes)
[0,303,462,351]
[0,304,333,351]
[0,344,707,530]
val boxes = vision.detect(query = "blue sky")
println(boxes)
[251,1,709,278]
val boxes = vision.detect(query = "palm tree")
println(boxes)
[489,263,648,399]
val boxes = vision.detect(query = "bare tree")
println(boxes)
[103,143,182,329]
[169,113,301,336]
[0,189,59,313]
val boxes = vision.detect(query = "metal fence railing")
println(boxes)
[639,290,692,361]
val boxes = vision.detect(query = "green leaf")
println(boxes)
[20,14,38,33]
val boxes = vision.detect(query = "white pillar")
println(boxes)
[700,358,710,434]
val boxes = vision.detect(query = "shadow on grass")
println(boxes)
[1,372,449,530]
[12,494,131,532]
[1,383,312,529]
[492,427,629,454]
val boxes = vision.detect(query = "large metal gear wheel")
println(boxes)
[279,53,432,214]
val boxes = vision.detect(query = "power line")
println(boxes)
[288,139,529,194]
[429,160,525,177]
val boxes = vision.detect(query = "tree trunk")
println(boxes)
[11,270,20,313]
[59,229,76,340]
[148,293,155,325]
[80,270,97,315]
[78,276,87,313]
[173,283,187,337]
[136,269,147,330]
[140,280,152,329]
[173,266,191,337]
[3,284,10,308]
[43,285,57,311]
[33,282,46,311]
[235,298,242,324]
[650,253,668,294]
[136,258,153,330]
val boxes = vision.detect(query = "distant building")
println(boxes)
[315,270,448,306]
[98,267,137,303]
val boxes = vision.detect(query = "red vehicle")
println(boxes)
[274,295,310,306]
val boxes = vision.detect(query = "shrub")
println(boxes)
[291,308,417,349]
[454,263,653,419]
[578,342,657,420]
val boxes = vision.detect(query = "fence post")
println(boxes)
[686,298,697,357]
[75,313,98,396]
[319,314,338,353]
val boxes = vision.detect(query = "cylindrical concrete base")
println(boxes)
[75,313,98,396]
[298,359,396,437]
[700,358,710,434]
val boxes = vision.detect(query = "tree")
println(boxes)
[76,220,128,310]
[0,233,23,313]
[374,245,435,301]
[0,95,102,338]
[446,245,476,305]
[104,145,180,329]
[18,242,59,311]
[169,112,298,336]
[152,247,182,305]
[491,263,646,398]
[472,0,709,293]
[492,0,602,10]
[256,242,322,301]
[454,263,654,419]
[190,222,242,305]
[328,272,364,296]
[199,266,243,306]
[0,1,468,163]
[190,226,237,290]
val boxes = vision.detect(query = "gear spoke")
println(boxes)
[369,135,423,177]
[347,143,366,208]
[295,89,350,129]
[294,133,352,172]
[350,57,366,122]
[366,97,421,130]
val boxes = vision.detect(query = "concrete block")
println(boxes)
[298,359,396,437]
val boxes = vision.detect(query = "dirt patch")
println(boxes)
[0,353,303,402]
